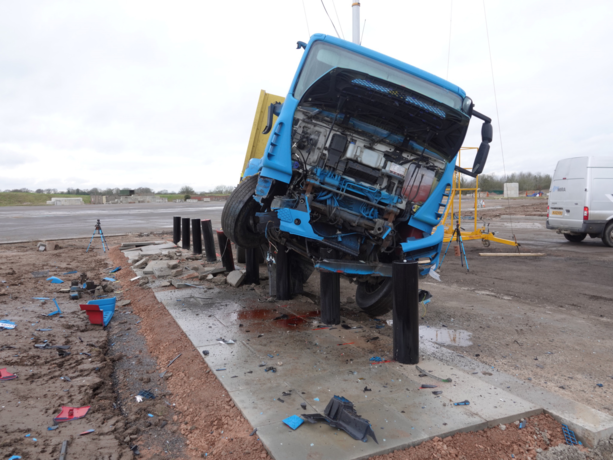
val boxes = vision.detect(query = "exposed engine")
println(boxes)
[264,107,444,261]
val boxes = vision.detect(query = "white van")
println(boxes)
[547,156,613,247]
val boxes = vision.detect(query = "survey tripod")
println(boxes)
[86,219,109,253]
[440,221,469,272]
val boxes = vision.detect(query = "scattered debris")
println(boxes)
[562,424,581,445]
[217,338,235,345]
[283,415,304,430]
[519,421,526,429]
[227,270,246,287]
[202,350,209,356]
[46,276,64,284]
[0,320,16,329]
[0,368,17,380]
[79,429,95,435]
[250,428,258,436]
[301,402,307,410]
[103,277,116,282]
[109,267,121,273]
[137,390,156,401]
[264,366,277,373]
[420,384,437,389]
[363,387,371,392]
[454,400,470,406]
[53,406,91,423]
[166,353,182,368]
[32,270,50,278]
[416,366,453,383]
[302,396,378,443]
[80,297,116,326]
[63,271,78,275]
[47,298,62,316]
[59,440,68,460]
[432,391,443,395]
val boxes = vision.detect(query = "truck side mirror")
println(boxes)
[455,114,492,178]
[262,102,284,135]
[472,141,490,176]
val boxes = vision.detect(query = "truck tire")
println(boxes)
[564,233,586,243]
[602,222,613,247]
[221,175,265,249]
[356,279,393,317]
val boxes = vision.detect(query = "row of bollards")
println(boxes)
[172,216,260,283]
[172,216,218,263]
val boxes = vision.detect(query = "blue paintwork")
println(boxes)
[259,34,467,185]
[243,158,262,178]
[274,196,323,241]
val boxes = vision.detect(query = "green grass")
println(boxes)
[0,192,91,207]
[158,194,231,201]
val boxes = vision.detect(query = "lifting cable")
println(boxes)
[331,0,345,40]
[321,0,341,39]
[446,0,453,79]
[301,0,311,37]
[482,0,518,249]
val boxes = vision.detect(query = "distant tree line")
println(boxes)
[461,172,552,192]
[3,185,237,195]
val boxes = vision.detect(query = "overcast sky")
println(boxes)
[1,0,611,192]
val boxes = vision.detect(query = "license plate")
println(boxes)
[551,210,563,216]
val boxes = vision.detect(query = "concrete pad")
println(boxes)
[150,281,563,458]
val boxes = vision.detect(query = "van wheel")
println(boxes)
[602,222,613,247]
[564,233,586,243]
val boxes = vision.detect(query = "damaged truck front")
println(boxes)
[222,34,492,316]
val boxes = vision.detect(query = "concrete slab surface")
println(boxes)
[150,281,544,459]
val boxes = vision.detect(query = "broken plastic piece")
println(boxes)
[137,390,155,400]
[416,366,452,383]
[47,276,64,284]
[54,406,91,423]
[283,415,304,430]
[33,297,50,300]
[166,353,182,368]
[369,357,382,362]
[110,267,121,273]
[363,387,371,392]
[0,320,16,330]
[562,424,581,446]
[48,426,59,430]
[302,396,378,443]
[47,298,62,316]
[0,368,17,380]
[79,429,95,435]
[80,297,116,326]
[264,366,277,373]
[301,403,307,410]
[103,277,116,282]
[250,428,257,436]
[63,271,78,275]
[202,350,209,356]
[420,384,437,389]
[217,338,235,344]
[432,391,443,395]
[597,383,604,388]
[453,400,470,406]
[519,421,526,429]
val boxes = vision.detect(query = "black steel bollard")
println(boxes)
[245,247,260,285]
[173,216,181,244]
[275,244,290,300]
[201,220,217,262]
[191,218,202,255]
[392,260,419,364]
[181,218,191,250]
[216,230,235,272]
[320,248,340,325]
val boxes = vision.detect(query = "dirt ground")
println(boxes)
[2,197,612,459]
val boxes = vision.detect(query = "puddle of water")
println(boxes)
[419,326,472,346]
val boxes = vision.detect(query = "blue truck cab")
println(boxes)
[223,34,492,315]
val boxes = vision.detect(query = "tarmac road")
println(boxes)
[0,202,225,243]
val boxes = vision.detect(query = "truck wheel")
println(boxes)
[221,175,265,249]
[564,233,586,243]
[356,279,393,317]
[602,222,613,247]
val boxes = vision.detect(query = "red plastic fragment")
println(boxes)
[0,368,17,380]
[80,304,103,325]
[54,406,91,423]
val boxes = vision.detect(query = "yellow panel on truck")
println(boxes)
[241,90,285,178]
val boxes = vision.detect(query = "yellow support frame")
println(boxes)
[439,148,519,248]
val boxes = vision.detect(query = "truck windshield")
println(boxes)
[294,41,463,110]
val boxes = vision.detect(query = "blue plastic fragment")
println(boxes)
[33,297,51,300]
[453,400,470,406]
[110,267,121,273]
[47,299,62,316]
[0,320,17,329]
[597,383,604,388]
[283,415,304,430]
[147,414,154,418]
[8,456,22,460]
[48,426,59,431]
[313,397,319,401]
[47,276,64,284]
[369,357,382,362]
[25,434,30,437]
[562,424,581,445]
[519,421,526,429]
[375,325,385,329]
[103,277,116,282]
[267,354,274,358]
[63,271,78,275]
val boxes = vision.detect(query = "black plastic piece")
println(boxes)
[302,396,378,443]
[201,219,217,262]
[262,102,283,135]
[173,216,181,244]
[326,133,347,168]
[296,41,307,49]
[392,260,419,364]
[344,161,380,184]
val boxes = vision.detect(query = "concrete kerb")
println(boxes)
[421,339,613,447]
[0,233,133,245]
